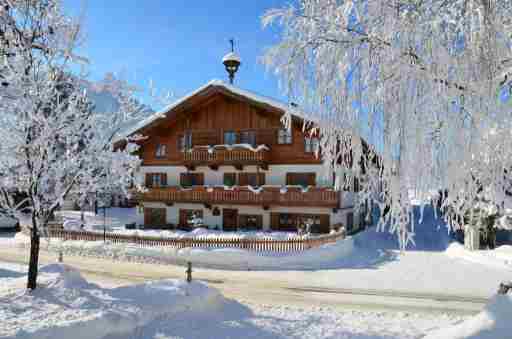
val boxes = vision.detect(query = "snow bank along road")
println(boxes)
[0,246,488,315]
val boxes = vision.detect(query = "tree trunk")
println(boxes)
[27,218,40,290]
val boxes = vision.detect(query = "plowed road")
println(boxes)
[0,246,486,315]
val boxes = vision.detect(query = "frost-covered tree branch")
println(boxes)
[0,0,147,289]
[262,0,512,248]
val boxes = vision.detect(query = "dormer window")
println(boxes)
[155,144,167,158]
[278,128,292,144]
[304,137,319,153]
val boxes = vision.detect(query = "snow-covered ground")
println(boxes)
[0,263,222,339]
[58,208,307,240]
[11,231,354,270]
[424,293,512,339]
[0,262,469,339]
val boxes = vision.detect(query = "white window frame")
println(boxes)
[155,144,167,158]
[304,137,319,153]
[278,128,292,144]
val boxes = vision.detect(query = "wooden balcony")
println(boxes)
[183,146,270,168]
[138,186,340,208]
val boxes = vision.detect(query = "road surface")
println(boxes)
[0,245,486,315]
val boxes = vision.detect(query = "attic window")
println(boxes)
[155,144,167,158]
[304,137,319,153]
[278,128,292,144]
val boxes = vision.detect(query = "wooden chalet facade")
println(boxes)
[127,80,361,233]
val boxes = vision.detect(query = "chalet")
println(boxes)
[124,51,364,234]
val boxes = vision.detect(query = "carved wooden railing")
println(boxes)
[183,147,270,165]
[138,186,340,208]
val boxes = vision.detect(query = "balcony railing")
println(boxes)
[183,146,270,166]
[138,186,340,208]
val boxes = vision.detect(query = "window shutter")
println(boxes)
[161,173,167,187]
[145,174,152,188]
[197,173,205,186]
[308,173,316,186]
[239,173,248,186]
[286,173,293,185]
[258,173,266,186]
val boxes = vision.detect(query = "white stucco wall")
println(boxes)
[138,164,334,187]
[138,201,355,231]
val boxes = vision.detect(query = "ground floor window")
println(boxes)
[238,214,263,230]
[144,208,166,226]
[179,209,204,227]
[271,213,329,233]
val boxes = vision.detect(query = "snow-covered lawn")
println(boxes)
[0,262,471,339]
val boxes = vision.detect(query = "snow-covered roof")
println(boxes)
[118,79,307,141]
[222,52,241,63]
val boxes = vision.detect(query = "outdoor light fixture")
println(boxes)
[222,39,241,85]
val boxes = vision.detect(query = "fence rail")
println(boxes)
[45,228,345,253]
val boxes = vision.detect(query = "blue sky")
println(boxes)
[65,0,288,110]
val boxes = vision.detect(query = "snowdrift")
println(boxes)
[0,264,224,339]
[424,293,512,339]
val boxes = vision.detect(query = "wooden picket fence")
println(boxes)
[45,228,345,253]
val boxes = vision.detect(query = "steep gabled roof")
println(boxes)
[118,79,306,141]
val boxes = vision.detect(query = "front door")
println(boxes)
[223,209,238,231]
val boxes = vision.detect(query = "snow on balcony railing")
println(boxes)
[138,185,340,208]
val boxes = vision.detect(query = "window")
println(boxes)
[179,132,192,152]
[179,209,204,227]
[278,128,292,144]
[276,213,328,233]
[144,208,166,226]
[239,214,263,230]
[238,173,265,187]
[240,131,256,146]
[224,131,237,145]
[145,173,167,188]
[155,144,167,158]
[286,173,316,187]
[223,173,237,187]
[180,173,204,187]
[304,137,319,153]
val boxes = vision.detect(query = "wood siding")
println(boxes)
[138,93,322,166]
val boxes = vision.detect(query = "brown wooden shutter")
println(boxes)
[258,173,266,186]
[319,214,330,233]
[308,173,316,186]
[145,174,152,188]
[286,173,293,185]
[239,173,248,186]
[270,213,279,231]
[144,208,152,225]
[196,173,205,186]
[161,173,167,187]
